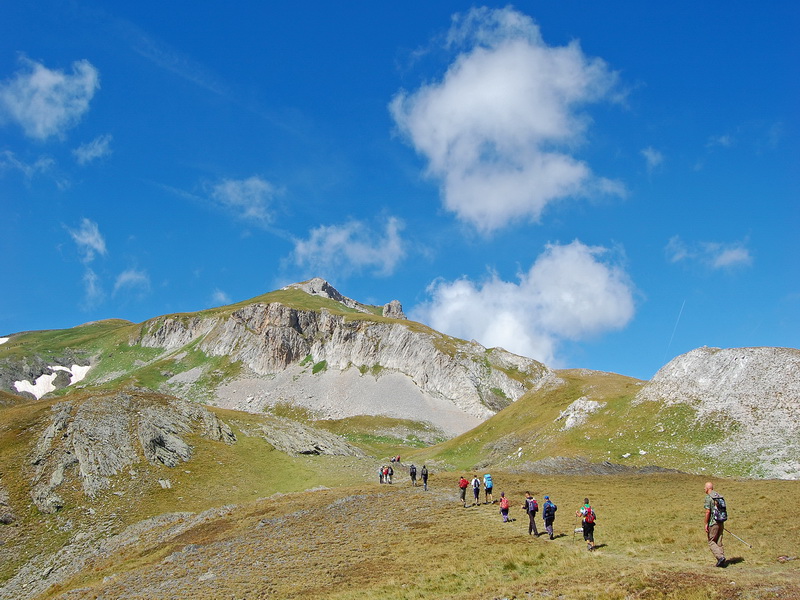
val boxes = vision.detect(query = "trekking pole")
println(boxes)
[572,514,578,542]
[725,528,752,549]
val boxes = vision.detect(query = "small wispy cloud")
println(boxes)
[211,288,232,306]
[73,134,113,165]
[666,235,752,269]
[707,134,734,148]
[0,150,53,178]
[210,176,279,224]
[0,56,99,140]
[291,217,406,278]
[113,268,151,297]
[641,146,664,173]
[82,267,104,308]
[67,218,107,263]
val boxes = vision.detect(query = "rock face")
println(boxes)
[635,346,800,479]
[136,297,551,432]
[232,417,365,457]
[29,392,236,513]
[0,479,14,524]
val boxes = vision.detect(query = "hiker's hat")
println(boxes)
[544,495,549,499]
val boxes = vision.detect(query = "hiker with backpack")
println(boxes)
[387,465,394,484]
[483,473,494,504]
[499,492,511,522]
[576,498,596,551]
[704,481,727,567]
[421,465,429,491]
[458,476,469,507]
[522,492,539,536]
[542,495,557,539]
[409,464,417,487]
[470,475,481,506]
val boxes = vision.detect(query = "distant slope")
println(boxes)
[414,349,800,479]
[0,280,552,436]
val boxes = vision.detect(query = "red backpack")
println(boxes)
[500,497,509,509]
[584,506,595,523]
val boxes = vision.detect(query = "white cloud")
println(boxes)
[210,176,278,223]
[641,146,664,172]
[113,268,151,297]
[292,217,406,278]
[68,218,107,263]
[211,288,232,305]
[412,240,635,366]
[666,235,752,269]
[73,134,113,165]
[0,56,99,140]
[390,6,623,233]
[82,267,104,308]
[0,150,53,178]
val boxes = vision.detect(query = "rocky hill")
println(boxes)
[634,346,800,479]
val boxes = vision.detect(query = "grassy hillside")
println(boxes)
[409,369,762,478]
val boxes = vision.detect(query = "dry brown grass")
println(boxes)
[28,471,800,600]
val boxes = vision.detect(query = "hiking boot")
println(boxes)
[549,534,554,540]
[715,557,726,568]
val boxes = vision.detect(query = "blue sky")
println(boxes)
[1,1,797,380]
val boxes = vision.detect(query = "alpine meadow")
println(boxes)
[1,2,798,599]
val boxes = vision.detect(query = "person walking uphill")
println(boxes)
[523,492,539,536]
[499,492,510,522]
[409,464,417,487]
[576,498,596,551]
[421,465,429,491]
[542,496,557,539]
[704,481,727,567]
[458,476,469,507]
[470,475,481,506]
[483,473,494,504]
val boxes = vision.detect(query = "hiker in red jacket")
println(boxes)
[499,492,510,522]
[458,476,469,507]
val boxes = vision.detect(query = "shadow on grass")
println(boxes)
[725,557,745,566]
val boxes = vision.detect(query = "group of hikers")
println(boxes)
[381,460,732,566]
[458,474,597,550]
[380,462,429,490]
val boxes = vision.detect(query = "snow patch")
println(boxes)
[0,337,8,345]
[13,364,91,399]
[556,397,604,430]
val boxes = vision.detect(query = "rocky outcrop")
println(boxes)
[233,418,365,457]
[136,288,551,424]
[635,347,800,479]
[382,300,406,319]
[0,478,14,524]
[29,392,236,513]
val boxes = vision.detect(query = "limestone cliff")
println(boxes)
[635,346,800,479]
[134,292,551,434]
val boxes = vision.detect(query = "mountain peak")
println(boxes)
[283,278,406,319]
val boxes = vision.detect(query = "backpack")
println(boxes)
[410,466,416,476]
[543,501,557,519]
[500,497,509,509]
[711,494,728,522]
[484,475,493,488]
[583,506,595,524]
[527,498,538,513]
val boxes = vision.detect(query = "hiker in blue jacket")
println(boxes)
[542,495,557,539]
[483,473,494,504]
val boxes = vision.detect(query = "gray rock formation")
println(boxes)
[29,392,236,512]
[635,346,800,479]
[0,478,14,524]
[233,417,365,457]
[0,351,90,398]
[382,300,406,320]
[136,299,551,430]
